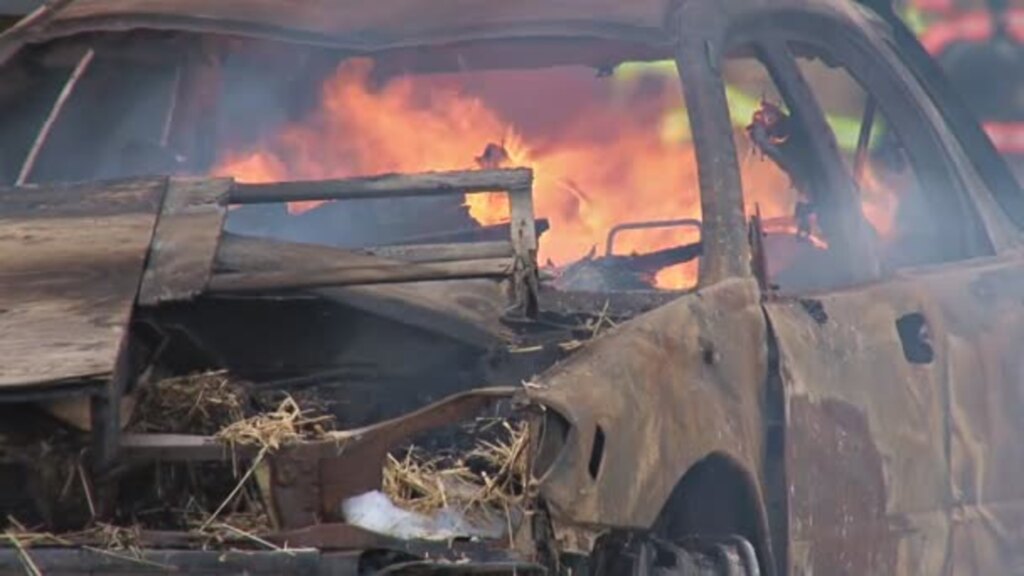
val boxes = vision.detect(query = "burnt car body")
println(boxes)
[0,0,1024,574]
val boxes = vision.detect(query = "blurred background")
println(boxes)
[896,0,1024,184]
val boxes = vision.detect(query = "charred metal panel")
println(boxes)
[0,177,165,388]
[766,283,951,575]
[529,278,768,533]
[901,257,1024,574]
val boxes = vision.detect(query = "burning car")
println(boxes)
[0,0,1023,574]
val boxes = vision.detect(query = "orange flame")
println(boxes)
[214,59,813,290]
[858,162,900,238]
[215,59,710,289]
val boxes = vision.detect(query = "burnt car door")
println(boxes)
[717,3,1024,575]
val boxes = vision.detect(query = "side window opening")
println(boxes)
[789,45,927,269]
[0,40,182,186]
[724,37,995,297]
[723,51,844,295]
[789,41,991,269]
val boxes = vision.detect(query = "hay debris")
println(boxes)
[202,395,331,533]
[131,371,246,435]
[2,517,173,570]
[382,421,531,521]
[4,530,41,576]
[215,396,332,452]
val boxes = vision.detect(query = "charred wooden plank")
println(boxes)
[0,177,166,388]
[208,257,512,293]
[358,240,513,263]
[509,185,538,255]
[138,178,230,306]
[228,167,532,203]
[215,234,511,346]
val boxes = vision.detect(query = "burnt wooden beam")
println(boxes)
[215,233,512,346]
[509,182,537,255]
[228,167,533,203]
[208,257,512,293]
[357,240,513,263]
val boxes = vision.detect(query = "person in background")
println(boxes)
[901,0,1024,183]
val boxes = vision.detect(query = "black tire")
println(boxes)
[590,533,760,576]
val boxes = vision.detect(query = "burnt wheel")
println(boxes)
[590,533,760,576]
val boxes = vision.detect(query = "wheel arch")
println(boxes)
[652,451,776,576]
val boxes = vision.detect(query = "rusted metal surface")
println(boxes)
[268,523,393,551]
[762,254,1024,575]
[138,177,230,306]
[526,278,772,553]
[905,257,1024,575]
[0,177,165,389]
[765,284,949,575]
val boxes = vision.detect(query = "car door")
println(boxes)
[716,5,1024,574]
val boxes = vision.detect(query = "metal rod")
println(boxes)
[16,47,95,186]
[605,218,703,256]
[853,97,877,185]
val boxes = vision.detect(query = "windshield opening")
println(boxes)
[211,37,703,293]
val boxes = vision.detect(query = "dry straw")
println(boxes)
[382,421,531,521]
[132,371,246,434]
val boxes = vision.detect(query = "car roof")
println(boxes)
[34,0,675,50]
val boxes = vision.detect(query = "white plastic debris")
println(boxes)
[341,490,505,541]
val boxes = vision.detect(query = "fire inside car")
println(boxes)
[2,0,1014,571]
[211,42,919,295]
[214,44,708,293]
